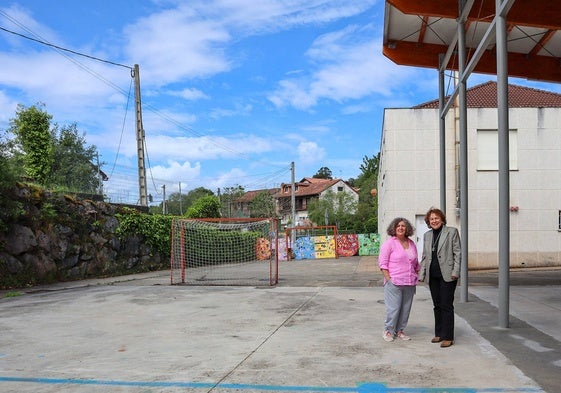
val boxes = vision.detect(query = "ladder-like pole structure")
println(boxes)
[133,64,148,206]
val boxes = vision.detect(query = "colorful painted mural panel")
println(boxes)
[358,233,381,256]
[336,234,359,257]
[255,238,272,260]
[277,238,289,261]
[293,236,316,260]
[314,235,336,259]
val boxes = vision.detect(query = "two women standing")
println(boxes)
[379,208,461,348]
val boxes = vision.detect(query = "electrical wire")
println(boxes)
[0,25,132,70]
[0,9,294,193]
[108,77,134,178]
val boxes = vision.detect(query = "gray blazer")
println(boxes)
[419,225,461,283]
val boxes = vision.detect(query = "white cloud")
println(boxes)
[0,4,60,46]
[170,88,209,101]
[207,167,248,190]
[131,134,274,162]
[297,141,325,164]
[210,103,253,119]
[300,124,331,134]
[150,160,201,182]
[123,7,232,84]
[0,51,127,101]
[0,90,18,127]
[178,0,379,35]
[267,24,418,110]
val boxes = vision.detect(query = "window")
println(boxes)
[337,186,344,192]
[477,129,518,170]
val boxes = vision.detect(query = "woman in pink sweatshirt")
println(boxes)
[378,217,420,342]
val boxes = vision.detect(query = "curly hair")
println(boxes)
[424,207,447,226]
[386,217,415,237]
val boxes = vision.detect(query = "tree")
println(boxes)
[219,185,245,217]
[9,103,54,182]
[307,189,357,230]
[7,104,102,194]
[50,123,100,193]
[351,154,380,233]
[185,187,215,208]
[0,130,24,229]
[313,166,333,179]
[250,191,277,218]
[153,187,215,216]
[185,195,221,218]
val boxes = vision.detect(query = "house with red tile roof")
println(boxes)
[378,81,561,269]
[275,177,359,227]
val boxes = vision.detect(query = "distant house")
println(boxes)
[276,177,359,227]
[378,81,561,269]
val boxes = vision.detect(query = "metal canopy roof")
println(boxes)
[381,0,561,327]
[383,0,561,83]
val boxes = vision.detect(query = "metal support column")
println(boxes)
[457,1,469,302]
[496,0,511,328]
[438,54,447,213]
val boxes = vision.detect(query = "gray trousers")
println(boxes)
[383,281,416,334]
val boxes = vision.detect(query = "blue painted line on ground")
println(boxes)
[0,376,542,392]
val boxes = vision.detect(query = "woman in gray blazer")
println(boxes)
[418,208,461,348]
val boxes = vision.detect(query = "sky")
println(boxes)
[1,1,561,206]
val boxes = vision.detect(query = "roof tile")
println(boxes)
[414,81,561,109]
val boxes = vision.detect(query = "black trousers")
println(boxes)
[428,276,458,340]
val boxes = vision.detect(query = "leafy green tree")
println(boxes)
[219,185,245,217]
[50,123,100,193]
[185,187,214,205]
[250,191,277,218]
[163,192,186,216]
[7,104,101,194]
[9,103,54,182]
[307,189,357,230]
[159,187,215,216]
[185,195,221,218]
[0,130,24,229]
[313,166,333,179]
[351,154,379,233]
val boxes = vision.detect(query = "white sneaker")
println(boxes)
[383,331,394,342]
[396,331,411,341]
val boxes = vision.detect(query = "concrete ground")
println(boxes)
[0,256,560,393]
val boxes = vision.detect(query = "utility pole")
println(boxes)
[133,64,148,207]
[179,182,183,215]
[162,184,167,215]
[96,152,103,195]
[291,161,296,226]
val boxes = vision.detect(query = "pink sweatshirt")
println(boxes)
[378,237,420,286]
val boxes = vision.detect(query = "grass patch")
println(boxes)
[4,291,23,298]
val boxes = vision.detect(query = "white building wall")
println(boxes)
[321,180,359,207]
[379,106,561,269]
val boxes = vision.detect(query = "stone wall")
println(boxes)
[0,184,166,289]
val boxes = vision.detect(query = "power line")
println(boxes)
[1,10,288,186]
[0,24,132,70]
[0,13,131,96]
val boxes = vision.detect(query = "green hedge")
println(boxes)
[182,227,262,266]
